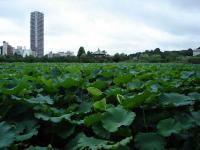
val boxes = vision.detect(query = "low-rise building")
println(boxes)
[47,51,74,58]
[13,46,24,56]
[193,48,200,56]
[13,46,32,57]
[1,41,14,56]
[91,48,107,57]
[65,51,74,56]
[55,52,66,57]
[23,49,32,57]
[0,41,33,57]
[47,51,53,58]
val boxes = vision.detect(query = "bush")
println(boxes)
[188,57,200,64]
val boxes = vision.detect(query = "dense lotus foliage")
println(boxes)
[0,63,200,150]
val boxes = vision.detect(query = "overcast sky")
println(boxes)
[0,0,200,55]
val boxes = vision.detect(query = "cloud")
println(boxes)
[0,0,199,55]
[0,17,29,47]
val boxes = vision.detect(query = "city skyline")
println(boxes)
[0,0,200,55]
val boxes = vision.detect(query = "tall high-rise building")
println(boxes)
[30,11,44,57]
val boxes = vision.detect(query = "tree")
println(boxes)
[77,47,86,58]
[102,50,106,54]
[186,48,193,56]
[87,51,92,56]
[113,53,120,62]
[154,48,161,54]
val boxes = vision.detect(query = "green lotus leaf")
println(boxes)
[105,87,125,96]
[121,91,151,109]
[101,71,113,78]
[134,132,166,150]
[101,105,136,132]
[188,92,200,101]
[137,73,154,81]
[87,87,103,97]
[159,93,193,106]
[65,132,132,150]
[26,145,54,150]
[90,80,107,90]
[27,94,54,105]
[39,77,58,93]
[0,121,15,148]
[2,78,28,96]
[103,136,132,149]
[16,127,39,142]
[57,77,80,88]
[76,102,92,114]
[93,98,107,111]
[64,133,109,150]
[157,118,182,137]
[117,94,125,104]
[148,83,161,93]
[84,113,103,126]
[15,120,39,142]
[174,113,195,130]
[34,113,72,123]
[92,124,110,139]
[180,71,195,79]
[127,80,144,90]
[191,111,200,126]
[113,74,132,85]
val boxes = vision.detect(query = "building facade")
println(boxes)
[91,48,107,57]
[0,46,2,55]
[0,41,33,57]
[30,11,44,57]
[0,41,14,56]
[13,46,32,57]
[46,51,75,58]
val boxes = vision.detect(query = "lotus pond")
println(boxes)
[0,63,200,150]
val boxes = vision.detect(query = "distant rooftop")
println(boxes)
[31,11,44,15]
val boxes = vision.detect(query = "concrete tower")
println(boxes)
[30,11,44,57]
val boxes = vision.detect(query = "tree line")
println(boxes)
[0,47,199,63]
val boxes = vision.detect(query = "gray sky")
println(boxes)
[0,0,200,55]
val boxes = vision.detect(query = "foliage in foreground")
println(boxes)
[0,63,200,149]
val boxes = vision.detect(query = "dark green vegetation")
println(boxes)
[0,63,200,150]
[0,48,200,63]
[77,47,86,58]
